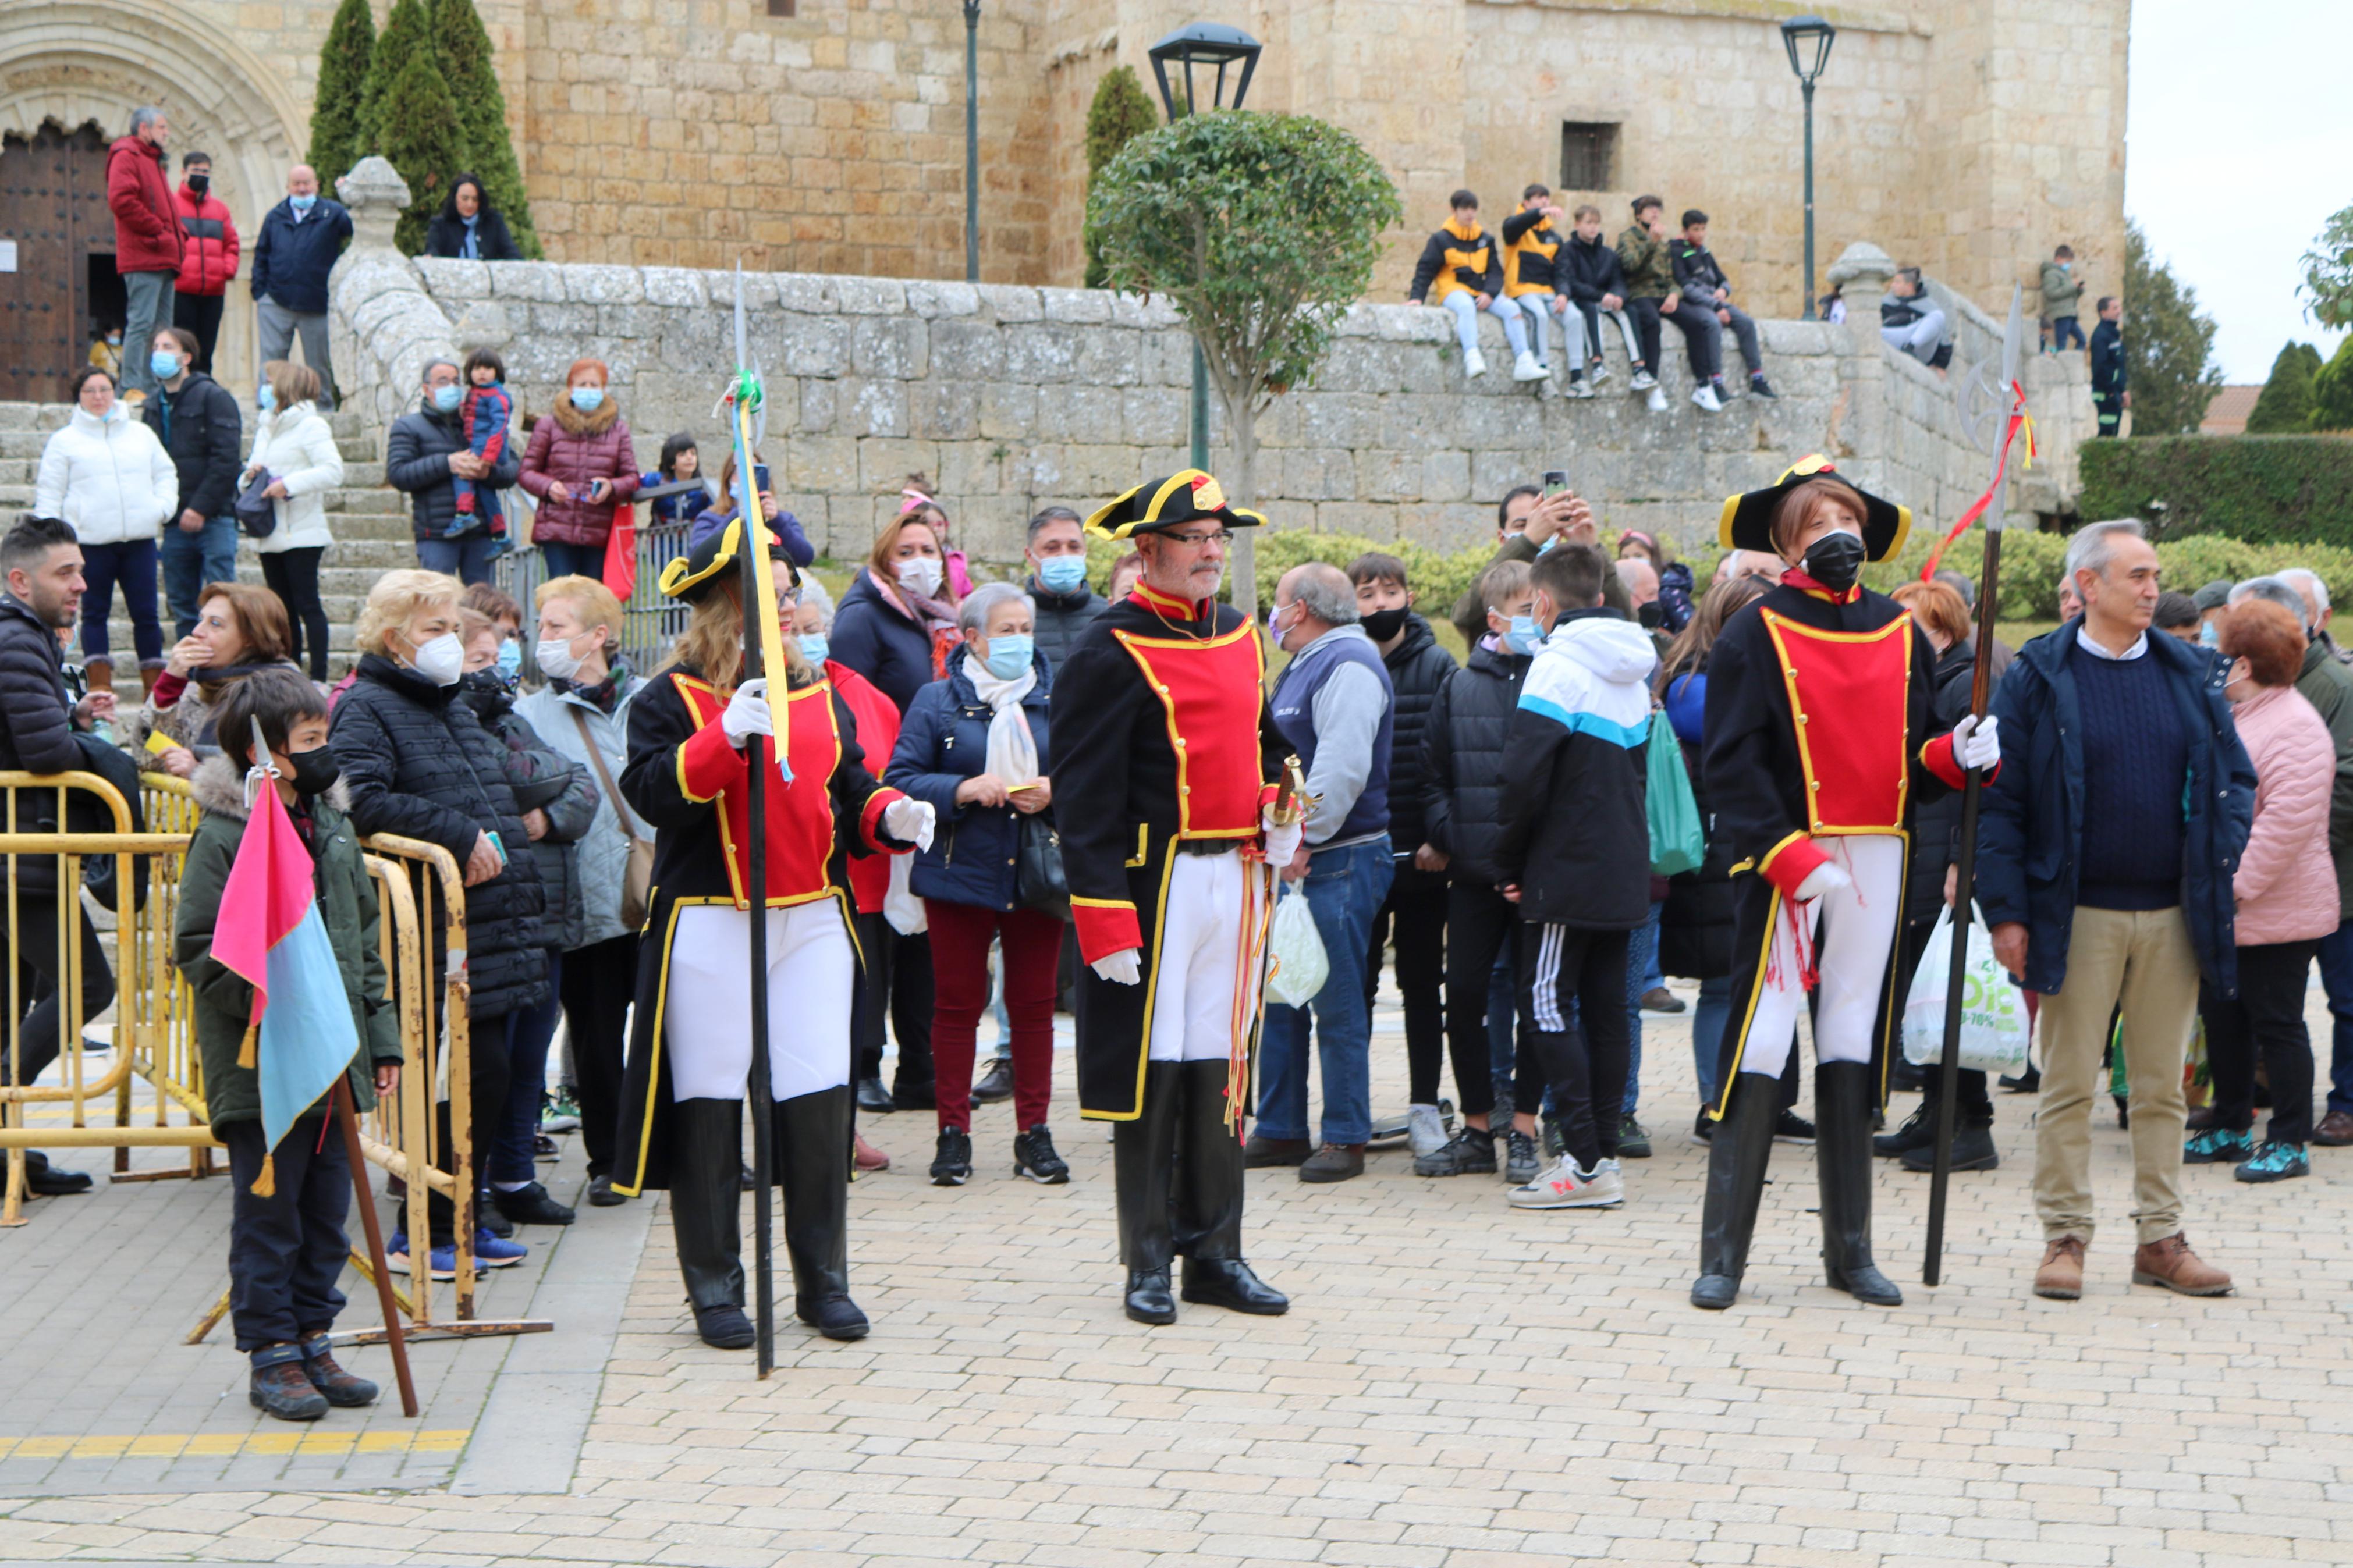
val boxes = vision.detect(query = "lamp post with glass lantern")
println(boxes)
[1780,14,1836,321]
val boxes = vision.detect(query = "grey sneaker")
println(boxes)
[1630,368,1658,390]
[1507,1155,1625,1210]
[1406,1104,1450,1159]
[1504,1129,1539,1185]
[1414,1125,1497,1177]
[1617,1114,1652,1160]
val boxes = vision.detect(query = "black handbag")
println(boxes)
[233,471,278,538]
[1014,812,1068,921]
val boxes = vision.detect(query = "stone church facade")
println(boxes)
[0,0,2125,399]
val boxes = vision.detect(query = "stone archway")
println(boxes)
[0,0,308,398]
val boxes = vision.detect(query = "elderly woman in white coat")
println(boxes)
[33,365,175,694]
[242,360,344,682]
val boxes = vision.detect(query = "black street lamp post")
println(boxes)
[1147,22,1261,472]
[964,0,981,283]
[1780,13,1836,321]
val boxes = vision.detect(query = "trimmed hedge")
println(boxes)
[2077,436,2353,546]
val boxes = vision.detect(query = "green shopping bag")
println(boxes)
[1645,715,1704,876]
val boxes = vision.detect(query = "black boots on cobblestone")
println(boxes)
[1115,1061,1287,1325]
[780,1087,868,1342]
[1113,1064,1181,1324]
[1691,1072,1777,1310]
[1815,1064,1903,1306]
[671,1093,869,1346]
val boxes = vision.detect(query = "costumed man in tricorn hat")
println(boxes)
[611,516,935,1350]
[1050,470,1302,1325]
[1693,456,2001,1310]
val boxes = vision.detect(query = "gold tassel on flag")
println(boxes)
[250,1153,276,1197]
[237,1023,258,1069]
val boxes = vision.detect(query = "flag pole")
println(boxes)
[334,1077,418,1416]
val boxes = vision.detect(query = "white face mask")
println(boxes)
[535,634,585,682]
[407,631,465,687]
[896,556,944,598]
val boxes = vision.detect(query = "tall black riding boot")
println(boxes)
[778,1085,868,1341]
[1172,1059,1287,1316]
[1816,1062,1903,1306]
[1111,1062,1181,1324]
[668,1099,753,1347]
[1691,1071,1778,1310]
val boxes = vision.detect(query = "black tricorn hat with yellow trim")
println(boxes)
[1718,454,1911,563]
[1084,469,1267,542]
[658,515,804,603]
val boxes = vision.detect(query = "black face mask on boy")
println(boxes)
[1801,529,1867,593]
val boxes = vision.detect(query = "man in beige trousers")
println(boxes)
[1975,520,2256,1299]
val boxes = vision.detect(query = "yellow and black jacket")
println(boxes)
[1500,207,1564,297]
[1408,218,1501,305]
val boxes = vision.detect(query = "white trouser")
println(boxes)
[1736,834,1904,1080]
[1509,290,1588,369]
[1440,289,1529,359]
[1882,307,1947,365]
[665,902,854,1101]
[1148,848,1250,1064]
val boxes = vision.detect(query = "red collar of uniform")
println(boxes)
[1781,567,1861,605]
[1130,580,1213,620]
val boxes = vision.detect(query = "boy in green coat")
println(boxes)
[175,668,404,1421]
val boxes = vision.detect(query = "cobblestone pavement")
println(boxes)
[2,982,2348,1565]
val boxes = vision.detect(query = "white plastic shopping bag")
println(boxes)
[1263,884,1329,1008]
[1901,902,2030,1075]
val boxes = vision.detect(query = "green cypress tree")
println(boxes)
[361,0,436,155]
[1083,67,1160,289]
[434,0,542,258]
[306,0,377,191]
[2312,337,2353,433]
[2122,219,2224,438]
[377,49,468,255]
[2245,341,2324,433]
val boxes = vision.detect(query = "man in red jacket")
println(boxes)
[170,152,239,375]
[107,108,182,399]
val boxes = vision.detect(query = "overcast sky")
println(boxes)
[2126,0,2352,383]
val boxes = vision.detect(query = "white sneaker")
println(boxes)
[1589,360,1613,386]
[1630,368,1658,390]
[1464,347,1489,379]
[1407,1104,1450,1159]
[1645,386,1669,414]
[1511,351,1548,382]
[1692,383,1724,413]
[1507,1154,1625,1209]
[1564,378,1595,399]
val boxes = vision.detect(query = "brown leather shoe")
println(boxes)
[2033,1236,2085,1300]
[2183,1104,2216,1132]
[2315,1110,2353,1148]
[1242,1134,1311,1168]
[2131,1232,2233,1296]
[1297,1143,1366,1183]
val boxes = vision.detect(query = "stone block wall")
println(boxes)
[331,247,2088,571]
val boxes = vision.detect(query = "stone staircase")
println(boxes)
[0,401,408,693]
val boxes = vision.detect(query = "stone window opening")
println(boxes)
[766,0,796,15]
[1559,122,1617,192]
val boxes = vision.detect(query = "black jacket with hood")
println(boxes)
[1376,613,1457,888]
[143,369,243,521]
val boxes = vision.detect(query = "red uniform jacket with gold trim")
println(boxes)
[1049,584,1286,1118]
[1701,576,1975,899]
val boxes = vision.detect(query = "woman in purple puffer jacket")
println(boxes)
[519,358,640,580]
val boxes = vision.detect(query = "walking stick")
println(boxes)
[333,1077,418,1416]
[1923,287,2033,1286]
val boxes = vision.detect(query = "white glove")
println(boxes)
[1953,713,2001,771]
[1092,948,1142,985]
[720,678,771,749]
[882,796,936,851]
[1262,808,1304,869]
[1793,860,1852,902]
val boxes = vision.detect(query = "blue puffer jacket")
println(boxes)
[884,643,1055,911]
[1975,618,2255,998]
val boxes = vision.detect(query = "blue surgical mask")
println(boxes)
[798,633,829,664]
[1504,614,1543,657]
[569,386,604,412]
[495,638,522,682]
[257,385,276,411]
[2199,620,2220,648]
[982,634,1034,680]
[150,350,182,381]
[289,193,317,212]
[1037,556,1088,594]
[431,382,463,413]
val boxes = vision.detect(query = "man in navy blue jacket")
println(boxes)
[251,164,352,410]
[1978,518,2252,1302]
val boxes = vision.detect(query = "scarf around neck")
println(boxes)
[965,655,1039,785]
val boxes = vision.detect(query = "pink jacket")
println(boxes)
[518,399,640,547]
[2230,682,2341,947]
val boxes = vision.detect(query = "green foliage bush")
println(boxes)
[2077,436,2353,546]
[435,0,542,259]
[2312,337,2353,434]
[2246,341,2323,434]
[376,51,467,256]
[1082,67,1159,290]
[360,0,434,157]
[306,0,375,191]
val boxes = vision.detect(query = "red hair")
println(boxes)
[2218,600,2305,688]
[565,358,609,386]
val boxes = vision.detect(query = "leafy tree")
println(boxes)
[306,0,377,191]
[1083,67,1160,289]
[2123,219,2223,438]
[377,50,467,255]
[1088,111,1403,613]
[2245,341,2323,434]
[361,0,436,156]
[2312,337,2353,433]
[435,0,543,258]
[2301,202,2353,332]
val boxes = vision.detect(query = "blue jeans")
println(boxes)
[418,529,501,586]
[2050,315,2086,351]
[538,541,604,581]
[1621,902,1661,1117]
[77,539,162,664]
[1439,290,1528,361]
[2317,917,2353,1115]
[1691,974,1730,1109]
[1257,836,1393,1146]
[491,949,566,1186]
[161,515,238,639]
[1641,899,1666,994]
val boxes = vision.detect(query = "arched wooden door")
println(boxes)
[0,121,116,403]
